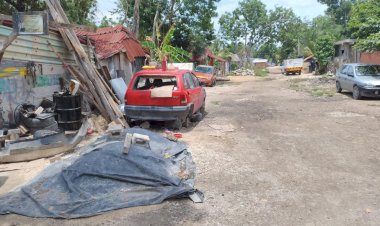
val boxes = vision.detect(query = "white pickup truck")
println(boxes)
[282,58,303,75]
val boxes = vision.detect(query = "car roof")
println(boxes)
[342,63,380,67]
[196,65,213,68]
[134,68,191,76]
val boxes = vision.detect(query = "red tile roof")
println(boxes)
[75,25,146,61]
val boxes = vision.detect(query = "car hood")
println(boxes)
[357,76,380,85]
[194,72,212,79]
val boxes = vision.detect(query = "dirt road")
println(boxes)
[2,74,380,225]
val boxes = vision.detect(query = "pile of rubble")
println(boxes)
[229,68,255,76]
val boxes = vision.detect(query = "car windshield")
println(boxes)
[355,65,380,76]
[195,66,213,74]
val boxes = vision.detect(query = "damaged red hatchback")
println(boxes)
[124,67,206,129]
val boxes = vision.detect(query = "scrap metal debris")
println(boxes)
[0,128,202,218]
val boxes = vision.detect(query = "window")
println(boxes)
[340,65,348,74]
[191,73,200,87]
[134,76,177,90]
[183,73,195,89]
[346,66,354,76]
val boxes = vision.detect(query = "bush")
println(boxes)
[254,67,268,77]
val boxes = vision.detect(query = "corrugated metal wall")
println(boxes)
[0,25,77,65]
[0,25,83,128]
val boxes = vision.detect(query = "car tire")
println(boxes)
[352,86,362,100]
[182,117,190,128]
[336,81,342,93]
[200,101,206,116]
[172,118,182,130]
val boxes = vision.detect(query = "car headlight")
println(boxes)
[363,83,375,88]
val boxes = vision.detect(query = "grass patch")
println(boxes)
[289,78,335,97]
[211,101,220,105]
[310,88,335,97]
[254,68,268,77]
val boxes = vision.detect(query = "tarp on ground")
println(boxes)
[0,128,199,218]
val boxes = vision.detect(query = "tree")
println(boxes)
[0,0,97,25]
[0,0,45,13]
[317,0,355,25]
[142,26,191,63]
[60,0,97,25]
[218,11,244,53]
[267,6,304,61]
[348,0,380,52]
[99,16,116,28]
[237,0,267,59]
[132,0,140,37]
[314,35,335,73]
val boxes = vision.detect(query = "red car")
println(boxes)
[193,65,217,87]
[124,68,206,129]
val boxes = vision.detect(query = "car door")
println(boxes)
[191,73,203,109]
[338,65,348,90]
[183,72,201,113]
[345,65,355,91]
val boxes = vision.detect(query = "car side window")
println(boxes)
[184,73,195,89]
[191,73,200,87]
[183,74,190,89]
[340,65,348,74]
[346,66,354,76]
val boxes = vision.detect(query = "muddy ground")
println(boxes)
[1,73,380,225]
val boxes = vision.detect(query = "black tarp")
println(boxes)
[0,128,199,218]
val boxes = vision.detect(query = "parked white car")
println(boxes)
[335,64,380,100]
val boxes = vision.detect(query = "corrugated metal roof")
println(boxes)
[0,25,79,65]
[75,25,146,61]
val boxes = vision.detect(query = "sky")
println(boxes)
[96,0,328,30]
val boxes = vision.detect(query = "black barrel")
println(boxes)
[53,93,82,130]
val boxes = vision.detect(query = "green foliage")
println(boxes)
[348,0,380,52]
[0,0,45,13]
[303,47,313,57]
[142,26,191,63]
[238,0,267,46]
[99,16,116,28]
[317,0,355,29]
[253,67,268,77]
[60,0,97,25]
[0,0,97,25]
[314,35,335,74]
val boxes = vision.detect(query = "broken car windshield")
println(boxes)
[134,76,177,90]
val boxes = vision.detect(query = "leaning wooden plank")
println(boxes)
[0,30,17,62]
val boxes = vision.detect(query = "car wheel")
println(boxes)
[336,81,342,93]
[200,101,206,116]
[182,117,190,128]
[172,118,182,130]
[352,86,361,100]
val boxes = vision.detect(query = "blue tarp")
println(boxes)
[0,128,199,218]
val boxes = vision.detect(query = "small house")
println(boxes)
[75,25,146,85]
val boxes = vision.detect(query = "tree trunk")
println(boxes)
[152,6,159,45]
[132,0,140,37]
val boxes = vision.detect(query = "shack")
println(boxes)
[192,48,226,76]
[334,39,360,67]
[75,25,146,85]
[0,19,92,127]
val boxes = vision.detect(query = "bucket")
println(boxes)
[53,93,82,130]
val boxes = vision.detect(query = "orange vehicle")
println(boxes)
[193,65,217,87]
